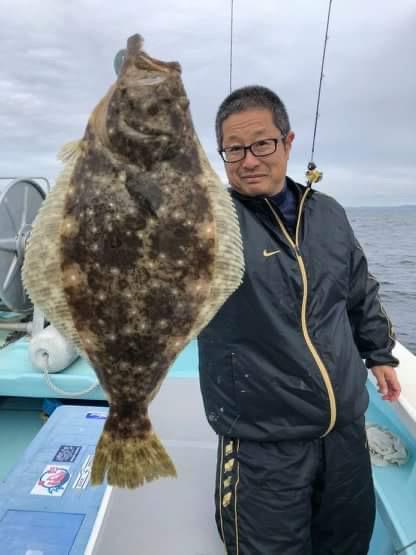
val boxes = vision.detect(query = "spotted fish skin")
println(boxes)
[23,34,244,488]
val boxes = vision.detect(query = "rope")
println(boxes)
[310,0,333,164]
[229,0,234,93]
[41,352,100,397]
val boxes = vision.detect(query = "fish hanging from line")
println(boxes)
[22,33,244,488]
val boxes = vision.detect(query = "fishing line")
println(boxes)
[310,0,333,164]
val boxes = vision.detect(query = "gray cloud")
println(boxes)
[1,0,415,205]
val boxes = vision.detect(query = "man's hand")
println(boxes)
[370,365,401,402]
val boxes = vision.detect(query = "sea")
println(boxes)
[346,206,416,354]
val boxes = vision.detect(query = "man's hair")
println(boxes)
[215,85,291,149]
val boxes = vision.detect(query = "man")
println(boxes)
[197,85,401,555]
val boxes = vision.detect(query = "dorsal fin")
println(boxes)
[58,140,83,163]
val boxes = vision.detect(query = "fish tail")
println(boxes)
[90,430,176,488]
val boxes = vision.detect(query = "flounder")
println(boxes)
[22,34,244,488]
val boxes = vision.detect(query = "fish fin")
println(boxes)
[57,140,83,163]
[91,429,176,488]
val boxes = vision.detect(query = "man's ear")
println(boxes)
[284,131,295,157]
[286,131,295,146]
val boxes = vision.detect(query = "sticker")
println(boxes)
[53,445,81,463]
[86,412,107,420]
[73,454,94,489]
[31,464,71,496]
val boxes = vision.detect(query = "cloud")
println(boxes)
[1,0,415,205]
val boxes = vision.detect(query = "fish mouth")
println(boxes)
[135,127,173,143]
[121,34,182,76]
[118,117,173,145]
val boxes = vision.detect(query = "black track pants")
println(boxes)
[215,417,375,555]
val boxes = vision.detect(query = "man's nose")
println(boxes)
[241,149,260,169]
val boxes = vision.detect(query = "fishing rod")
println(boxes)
[229,0,234,93]
[306,0,334,186]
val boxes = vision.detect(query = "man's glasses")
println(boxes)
[219,137,286,163]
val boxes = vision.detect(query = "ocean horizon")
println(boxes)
[346,205,416,354]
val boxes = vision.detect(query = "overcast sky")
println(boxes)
[1,0,415,206]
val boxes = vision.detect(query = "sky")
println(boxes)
[1,0,415,206]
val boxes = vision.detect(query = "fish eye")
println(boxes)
[147,104,159,116]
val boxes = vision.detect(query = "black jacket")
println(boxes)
[198,178,398,441]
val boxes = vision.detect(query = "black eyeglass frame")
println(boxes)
[218,136,286,163]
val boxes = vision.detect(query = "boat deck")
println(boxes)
[367,380,416,554]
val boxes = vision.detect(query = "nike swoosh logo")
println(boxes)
[263,249,281,257]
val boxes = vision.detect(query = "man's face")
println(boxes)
[221,108,295,197]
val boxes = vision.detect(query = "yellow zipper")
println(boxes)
[265,190,337,436]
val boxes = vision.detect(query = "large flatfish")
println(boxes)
[22,34,244,488]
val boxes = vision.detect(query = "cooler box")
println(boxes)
[0,405,108,554]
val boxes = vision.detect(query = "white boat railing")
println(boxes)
[369,341,416,439]
[392,346,416,536]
